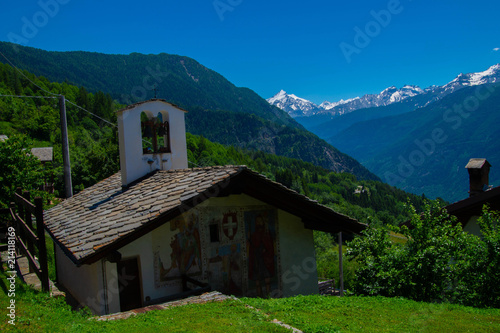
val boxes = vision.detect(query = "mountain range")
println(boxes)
[268,64,500,121]
[268,64,500,202]
[329,82,500,203]
[3,40,498,202]
[0,41,378,181]
[268,85,424,118]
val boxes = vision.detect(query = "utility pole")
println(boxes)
[338,232,344,296]
[59,95,73,198]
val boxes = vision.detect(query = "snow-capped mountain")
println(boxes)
[327,85,425,116]
[436,64,500,96]
[269,64,500,118]
[267,90,322,117]
[319,98,358,110]
[268,85,424,117]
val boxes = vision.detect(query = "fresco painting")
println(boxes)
[245,209,279,297]
[206,208,245,296]
[153,206,279,296]
[154,212,203,287]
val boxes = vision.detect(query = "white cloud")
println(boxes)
[494,48,500,52]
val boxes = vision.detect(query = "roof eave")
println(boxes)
[61,167,365,265]
[76,170,240,265]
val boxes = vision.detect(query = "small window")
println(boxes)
[141,112,171,154]
[209,224,220,243]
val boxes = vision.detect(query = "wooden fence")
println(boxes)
[9,188,49,292]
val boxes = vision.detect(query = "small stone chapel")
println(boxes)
[44,99,366,315]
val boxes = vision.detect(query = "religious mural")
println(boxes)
[153,206,279,297]
[154,211,204,288]
[205,208,245,296]
[245,209,279,297]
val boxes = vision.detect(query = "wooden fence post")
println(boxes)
[9,201,18,255]
[23,191,35,273]
[35,197,49,292]
[15,188,25,248]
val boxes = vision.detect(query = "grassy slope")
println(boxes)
[1,266,499,332]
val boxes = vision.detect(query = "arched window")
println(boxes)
[141,111,171,154]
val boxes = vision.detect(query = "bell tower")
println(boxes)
[117,99,188,187]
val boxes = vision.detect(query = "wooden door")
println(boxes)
[118,257,143,312]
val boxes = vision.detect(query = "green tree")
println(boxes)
[348,201,500,308]
[0,135,50,207]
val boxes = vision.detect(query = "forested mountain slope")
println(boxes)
[0,62,425,224]
[328,83,500,202]
[0,42,378,180]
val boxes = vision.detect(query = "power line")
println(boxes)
[65,100,117,128]
[0,50,59,97]
[0,94,57,99]
[0,93,118,128]
[0,50,215,173]
[0,50,119,128]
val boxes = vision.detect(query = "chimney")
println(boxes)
[465,158,491,197]
[117,99,188,187]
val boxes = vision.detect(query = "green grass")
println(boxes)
[1,264,499,332]
[243,295,500,333]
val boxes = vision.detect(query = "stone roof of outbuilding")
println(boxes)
[465,158,491,169]
[44,165,365,266]
[31,147,53,162]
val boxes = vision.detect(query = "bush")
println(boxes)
[348,201,500,308]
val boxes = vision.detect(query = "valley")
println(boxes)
[269,64,500,202]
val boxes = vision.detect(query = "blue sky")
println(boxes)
[1,0,500,104]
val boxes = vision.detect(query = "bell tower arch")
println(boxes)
[117,99,188,187]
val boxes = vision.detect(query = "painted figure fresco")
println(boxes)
[245,210,278,297]
[208,243,243,295]
[156,213,202,282]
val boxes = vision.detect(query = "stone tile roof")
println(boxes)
[45,166,242,264]
[465,158,490,169]
[31,147,53,162]
[45,165,364,265]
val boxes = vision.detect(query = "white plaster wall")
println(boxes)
[117,100,188,186]
[109,194,318,310]
[103,261,120,314]
[55,244,105,315]
[278,210,319,297]
[463,216,482,237]
[117,232,168,304]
